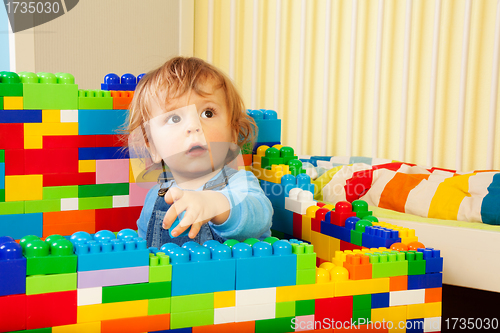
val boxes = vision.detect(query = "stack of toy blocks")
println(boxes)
[0,71,152,241]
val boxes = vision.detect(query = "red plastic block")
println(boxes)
[95,134,127,148]
[315,296,353,325]
[312,208,329,233]
[0,294,26,332]
[193,321,255,333]
[26,290,77,330]
[43,135,96,148]
[101,313,170,333]
[330,201,357,227]
[242,154,252,166]
[95,206,142,232]
[317,202,326,207]
[111,91,134,109]
[293,212,302,239]
[339,240,363,251]
[343,254,372,280]
[317,257,328,267]
[43,172,96,186]
[4,149,25,175]
[25,148,78,174]
[0,123,24,149]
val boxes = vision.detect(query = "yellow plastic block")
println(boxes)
[77,299,148,323]
[24,122,78,136]
[129,158,162,184]
[52,321,101,333]
[79,160,96,173]
[254,164,291,184]
[301,217,312,242]
[24,135,43,149]
[214,290,235,308]
[252,145,269,165]
[238,166,252,172]
[313,282,335,299]
[407,302,441,319]
[4,96,23,109]
[372,305,407,332]
[334,278,390,297]
[42,110,61,123]
[276,284,318,302]
[311,231,330,261]
[5,175,43,202]
[330,236,340,255]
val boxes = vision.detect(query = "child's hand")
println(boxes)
[162,188,231,239]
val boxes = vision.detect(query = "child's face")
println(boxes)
[147,83,236,182]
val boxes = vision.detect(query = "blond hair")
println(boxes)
[127,57,256,153]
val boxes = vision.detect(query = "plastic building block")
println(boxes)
[247,109,281,143]
[77,287,102,306]
[0,189,4,202]
[60,109,79,122]
[406,318,424,333]
[0,293,26,332]
[79,160,96,173]
[254,317,294,332]
[171,293,214,329]
[353,294,371,310]
[77,299,148,324]
[149,252,172,283]
[315,296,353,326]
[0,109,42,123]
[214,290,236,308]
[271,207,294,235]
[78,147,129,160]
[405,250,426,275]
[78,109,128,135]
[334,278,390,297]
[362,226,401,248]
[100,313,171,333]
[417,248,443,273]
[78,183,129,197]
[232,240,297,290]
[295,299,315,316]
[367,251,408,278]
[406,302,441,320]
[3,96,23,109]
[101,73,144,91]
[102,281,171,303]
[343,254,372,280]
[0,97,2,109]
[149,297,171,315]
[0,236,26,296]
[20,72,79,110]
[163,240,235,296]
[71,229,149,271]
[77,265,149,289]
[260,179,285,209]
[78,196,113,210]
[261,147,284,169]
[349,219,372,246]
[0,123,24,149]
[94,206,142,232]
[42,109,61,122]
[371,292,390,308]
[328,201,357,227]
[0,162,4,189]
[96,159,129,184]
[408,273,442,290]
[24,148,79,174]
[285,188,316,215]
[275,301,295,318]
[425,287,442,303]
[0,71,23,96]
[43,172,96,187]
[0,213,43,239]
[389,289,425,306]
[26,290,77,330]
[26,272,77,295]
[389,275,408,291]
[43,135,96,148]
[111,90,134,109]
[0,150,4,163]
[321,220,351,243]
[255,163,291,184]
[78,90,113,109]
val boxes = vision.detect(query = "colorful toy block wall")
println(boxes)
[0,71,150,240]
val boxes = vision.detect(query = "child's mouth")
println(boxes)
[186,144,208,156]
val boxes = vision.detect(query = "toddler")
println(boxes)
[128,57,273,248]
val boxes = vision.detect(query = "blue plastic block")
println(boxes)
[248,110,282,143]
[0,236,26,296]
[78,147,129,160]
[0,213,43,239]
[260,180,285,209]
[0,163,4,189]
[406,319,424,333]
[78,109,128,135]
[418,248,443,273]
[101,73,144,91]
[361,226,401,248]
[0,110,42,123]
[272,207,294,235]
[408,273,442,290]
[163,240,236,296]
[151,328,192,333]
[371,292,389,308]
[71,229,149,271]
[321,220,351,243]
[233,240,297,290]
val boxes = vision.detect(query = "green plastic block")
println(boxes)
[148,297,171,315]
[25,199,61,213]
[295,246,316,270]
[275,301,295,318]
[0,97,3,109]
[295,299,315,316]
[27,255,77,276]
[0,201,24,214]
[350,230,363,246]
[353,294,371,310]
[78,89,113,109]
[43,186,78,200]
[22,234,77,275]
[406,251,426,275]
[78,183,129,198]
[0,150,4,162]
[271,229,285,239]
[352,309,371,326]
[369,252,408,278]
[20,72,78,110]
[102,281,171,303]
[26,272,77,295]
[255,317,295,333]
[171,293,214,313]
[78,196,113,210]
[149,252,172,282]
[0,71,23,96]
[0,189,4,202]
[9,328,52,333]
[297,268,316,285]
[170,309,213,329]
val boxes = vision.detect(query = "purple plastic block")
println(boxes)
[77,265,149,288]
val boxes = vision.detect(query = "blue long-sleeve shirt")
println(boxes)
[137,169,273,242]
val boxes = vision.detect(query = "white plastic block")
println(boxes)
[389,289,425,306]
[285,188,316,215]
[61,198,78,211]
[214,307,235,325]
[77,287,102,306]
[113,195,129,208]
[235,303,275,322]
[236,287,276,306]
[424,317,441,332]
[60,110,78,123]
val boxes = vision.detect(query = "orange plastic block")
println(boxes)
[43,210,95,237]
[389,275,408,292]
[193,321,255,333]
[101,313,170,333]
[343,254,372,280]
[111,91,134,109]
[242,154,252,166]
[425,287,442,303]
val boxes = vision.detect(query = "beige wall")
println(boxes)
[15,0,189,90]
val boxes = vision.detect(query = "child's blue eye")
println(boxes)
[166,114,181,124]
[201,109,214,118]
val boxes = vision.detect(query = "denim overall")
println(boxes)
[145,166,238,249]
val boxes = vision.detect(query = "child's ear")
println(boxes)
[146,139,162,164]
